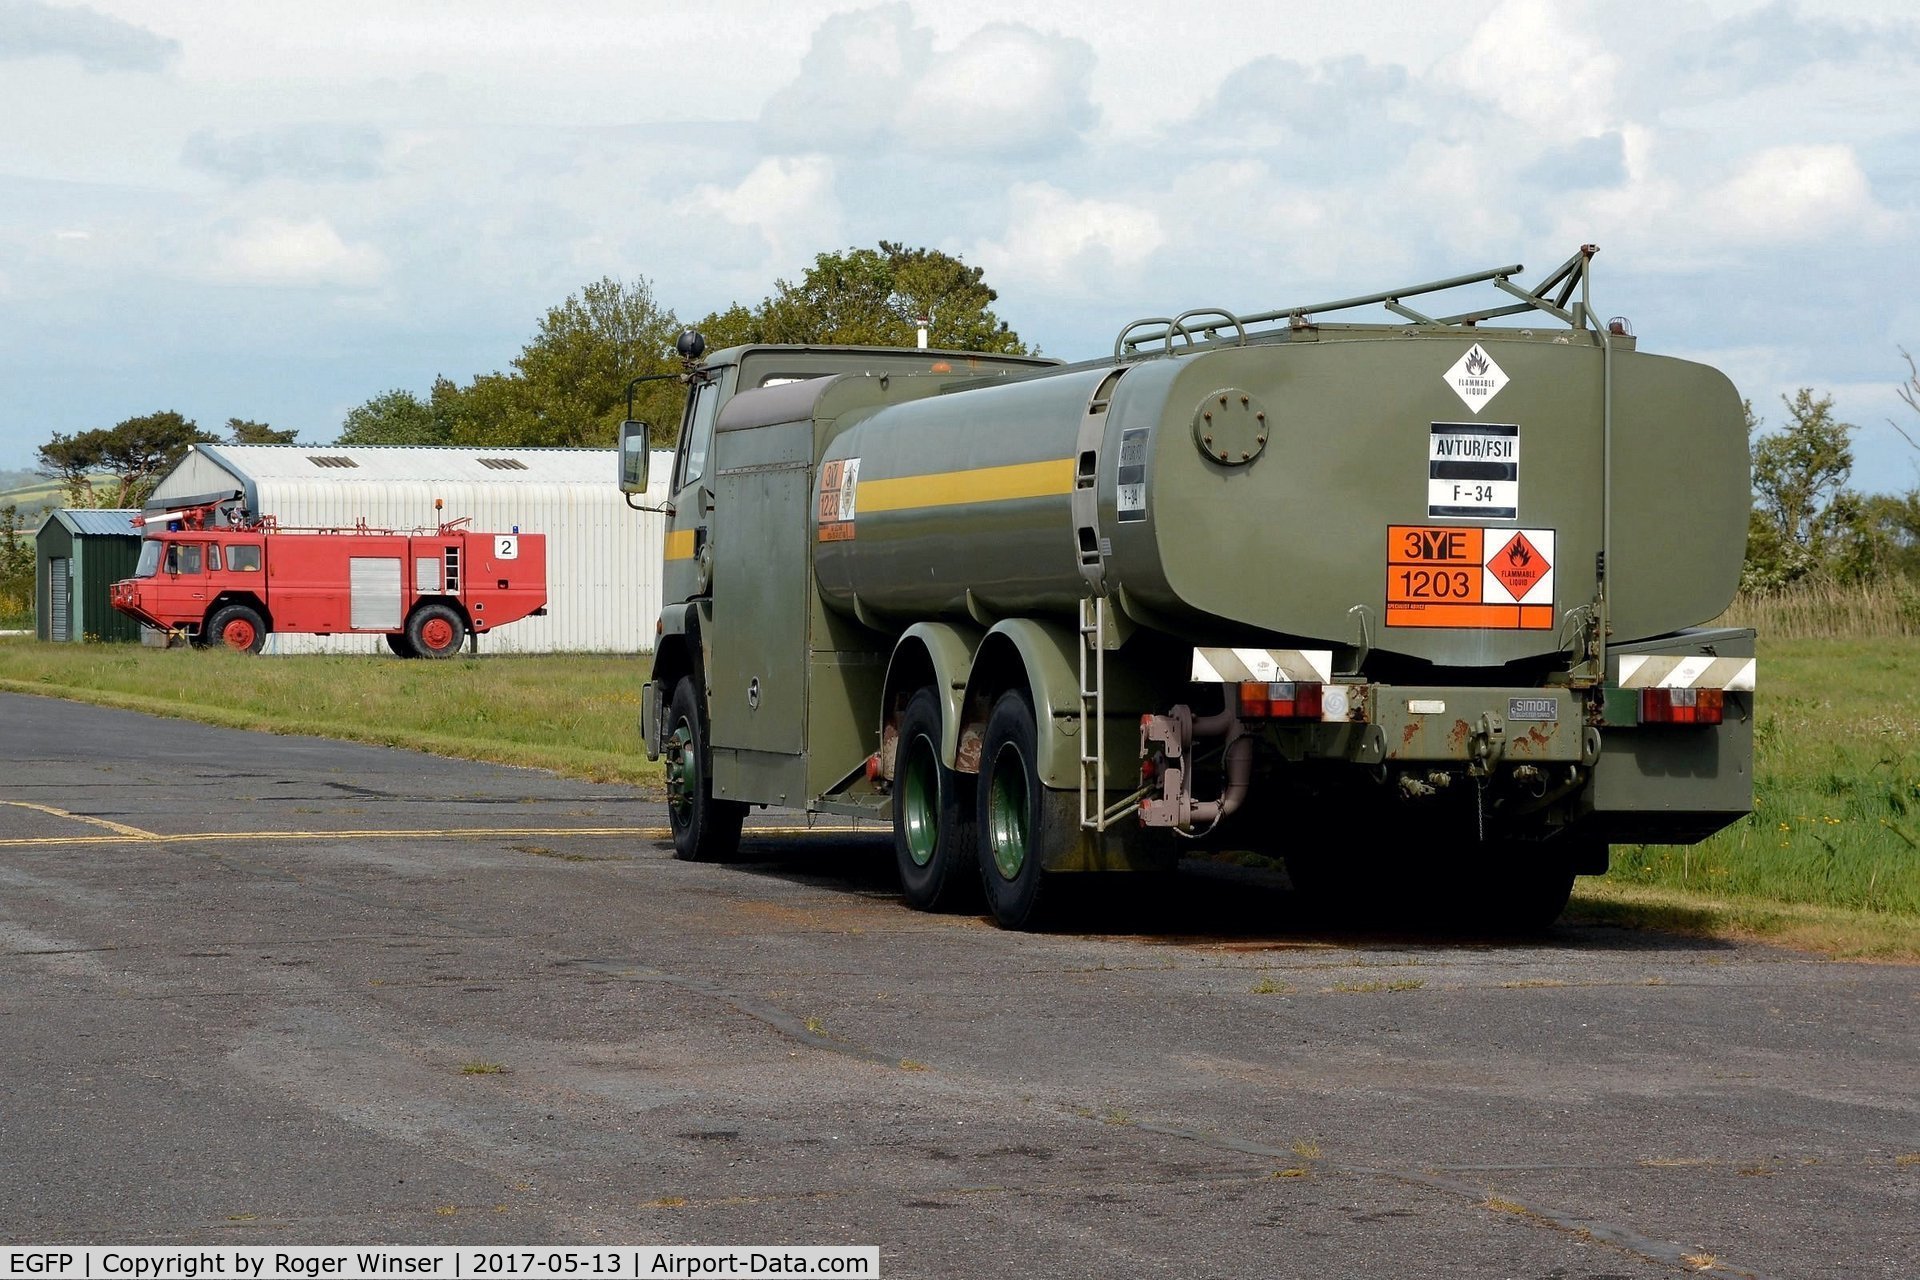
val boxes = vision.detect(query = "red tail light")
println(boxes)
[1238,681,1323,720]
[1640,687,1724,725]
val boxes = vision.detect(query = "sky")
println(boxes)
[2,0,1918,491]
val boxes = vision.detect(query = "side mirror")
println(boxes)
[618,421,651,494]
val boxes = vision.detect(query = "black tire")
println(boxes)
[385,633,416,658]
[1282,851,1377,927]
[975,689,1072,930]
[1465,850,1576,935]
[204,603,267,655]
[893,688,977,912]
[407,602,467,659]
[665,676,746,862]
[1288,842,1577,934]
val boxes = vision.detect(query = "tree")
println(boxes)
[501,276,684,446]
[0,503,33,628]
[1862,491,1920,579]
[37,411,218,508]
[1743,390,1873,590]
[751,243,1030,353]
[36,430,107,507]
[338,384,457,446]
[226,418,297,445]
[1894,347,1920,452]
[338,276,687,448]
[692,302,762,353]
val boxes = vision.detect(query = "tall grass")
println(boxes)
[1715,576,1920,638]
[1611,636,1920,919]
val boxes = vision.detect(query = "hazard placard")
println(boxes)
[817,457,859,542]
[1386,525,1555,629]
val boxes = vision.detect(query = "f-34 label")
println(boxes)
[1428,422,1518,519]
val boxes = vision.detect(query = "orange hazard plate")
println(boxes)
[1385,525,1555,630]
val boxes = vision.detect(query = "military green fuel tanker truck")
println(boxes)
[618,247,1755,931]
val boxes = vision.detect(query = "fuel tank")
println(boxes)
[809,328,1748,669]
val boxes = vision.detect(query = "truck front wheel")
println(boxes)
[894,688,977,911]
[407,603,467,659]
[205,603,267,654]
[665,677,745,862]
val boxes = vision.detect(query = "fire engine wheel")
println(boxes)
[893,688,977,912]
[384,633,416,658]
[205,604,267,655]
[407,604,467,659]
[665,677,745,862]
[975,688,1071,931]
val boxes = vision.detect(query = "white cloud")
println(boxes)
[206,217,385,287]
[684,156,845,274]
[1696,144,1899,245]
[0,0,178,72]
[758,4,1094,159]
[896,24,1095,155]
[973,183,1162,294]
[1442,0,1619,135]
[756,5,929,152]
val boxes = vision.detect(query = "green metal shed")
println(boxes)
[35,509,142,643]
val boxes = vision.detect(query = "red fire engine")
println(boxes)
[109,497,548,656]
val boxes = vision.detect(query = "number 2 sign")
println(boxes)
[495,535,519,560]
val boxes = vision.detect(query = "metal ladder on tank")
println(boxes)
[1077,596,1109,832]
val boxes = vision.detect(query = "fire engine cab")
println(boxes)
[109,496,547,656]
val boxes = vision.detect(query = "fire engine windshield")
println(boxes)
[133,540,163,578]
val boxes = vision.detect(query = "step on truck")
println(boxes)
[110,496,548,656]
[619,247,1754,931]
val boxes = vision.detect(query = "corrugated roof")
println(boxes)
[52,509,141,537]
[192,444,613,484]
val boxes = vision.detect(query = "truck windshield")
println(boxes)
[134,541,163,578]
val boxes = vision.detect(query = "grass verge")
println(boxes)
[1568,882,1920,962]
[0,638,663,788]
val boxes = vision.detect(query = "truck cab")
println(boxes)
[116,526,271,650]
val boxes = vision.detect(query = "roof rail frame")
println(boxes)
[1113,246,1601,360]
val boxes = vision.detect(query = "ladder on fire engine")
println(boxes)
[1078,596,1108,832]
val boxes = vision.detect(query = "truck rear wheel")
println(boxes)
[205,603,267,655]
[407,603,467,659]
[1460,847,1577,935]
[666,676,745,862]
[894,688,977,911]
[976,689,1071,930]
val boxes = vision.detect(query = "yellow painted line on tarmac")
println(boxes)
[0,823,878,850]
[0,801,160,840]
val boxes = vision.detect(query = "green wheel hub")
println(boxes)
[665,721,696,821]
[900,733,939,868]
[985,743,1029,881]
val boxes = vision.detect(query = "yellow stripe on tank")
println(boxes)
[856,458,1075,513]
[664,528,697,561]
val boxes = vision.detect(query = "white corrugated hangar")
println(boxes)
[146,444,672,654]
